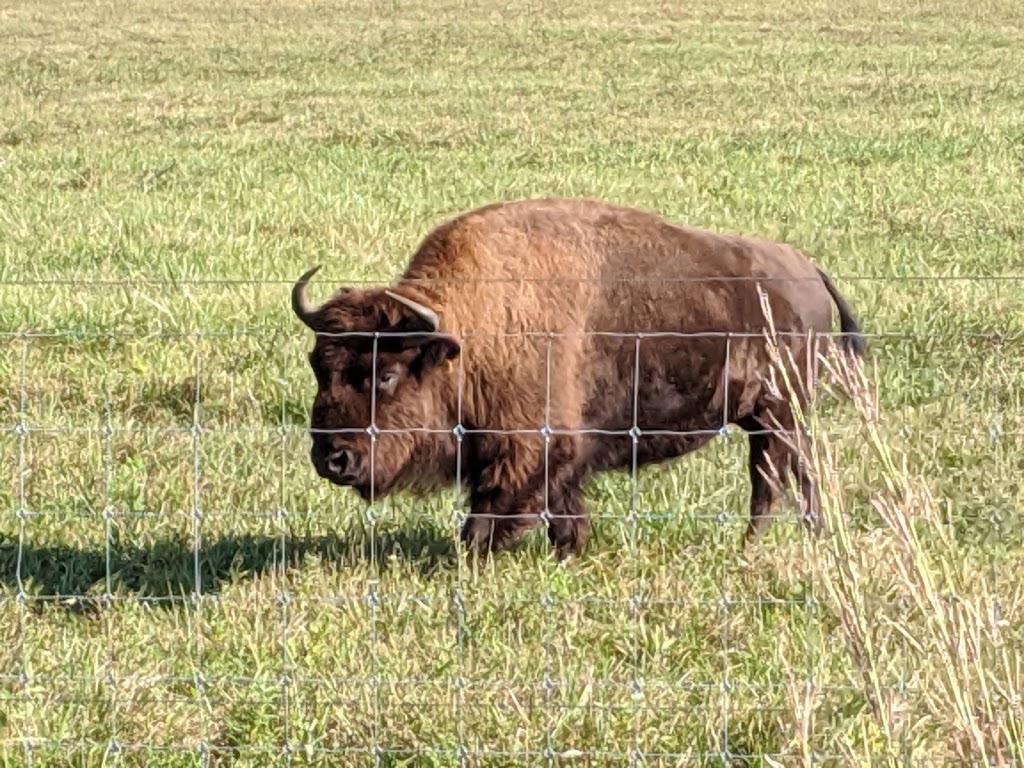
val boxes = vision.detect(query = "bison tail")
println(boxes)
[816,268,866,358]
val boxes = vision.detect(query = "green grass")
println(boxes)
[2,0,1024,764]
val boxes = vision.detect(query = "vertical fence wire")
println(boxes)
[804,332,822,768]
[102,340,114,610]
[629,334,642,767]
[452,345,467,767]
[897,327,911,764]
[191,354,203,603]
[990,325,1005,757]
[276,339,293,766]
[189,339,213,766]
[368,333,381,766]
[102,338,120,766]
[542,334,554,767]
[718,333,732,764]
[15,340,30,768]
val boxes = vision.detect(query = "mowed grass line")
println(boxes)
[1,0,1023,765]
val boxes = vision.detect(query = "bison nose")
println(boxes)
[326,449,359,483]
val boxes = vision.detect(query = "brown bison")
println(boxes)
[291,197,865,558]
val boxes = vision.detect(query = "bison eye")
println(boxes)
[378,370,400,394]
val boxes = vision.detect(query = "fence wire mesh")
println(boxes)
[1,275,1022,766]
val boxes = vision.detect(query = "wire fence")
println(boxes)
[1,275,1021,766]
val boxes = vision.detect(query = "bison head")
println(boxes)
[291,266,461,500]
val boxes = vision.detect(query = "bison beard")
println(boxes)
[291,197,866,560]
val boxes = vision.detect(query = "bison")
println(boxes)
[291,197,865,558]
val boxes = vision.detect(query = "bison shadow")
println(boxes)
[0,520,456,615]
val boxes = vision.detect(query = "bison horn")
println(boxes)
[291,265,323,328]
[385,289,439,332]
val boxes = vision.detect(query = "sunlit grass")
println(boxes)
[1,0,1023,764]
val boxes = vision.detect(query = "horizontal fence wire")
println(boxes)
[0,738,915,766]
[1,273,1023,286]
[1,277,1019,766]
[0,329,1019,341]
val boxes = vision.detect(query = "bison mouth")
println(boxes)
[342,479,393,502]
[318,468,379,500]
[313,445,362,485]
[318,461,391,502]
[311,442,399,501]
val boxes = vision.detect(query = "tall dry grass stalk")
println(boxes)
[757,289,1023,765]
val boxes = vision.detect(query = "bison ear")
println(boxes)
[410,334,461,379]
[382,289,440,333]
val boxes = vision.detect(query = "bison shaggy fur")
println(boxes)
[291,197,865,558]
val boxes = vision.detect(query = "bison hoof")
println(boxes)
[547,524,588,561]
[553,544,578,563]
[801,509,825,537]
[459,516,501,556]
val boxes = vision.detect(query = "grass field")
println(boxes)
[2,0,1024,764]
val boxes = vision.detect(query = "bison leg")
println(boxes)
[460,435,585,558]
[740,414,820,542]
[744,427,779,542]
[546,477,589,560]
[461,480,588,559]
[790,440,821,536]
[460,484,539,555]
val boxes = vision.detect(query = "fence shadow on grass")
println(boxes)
[0,519,457,615]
